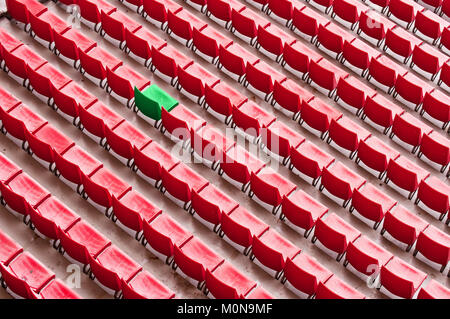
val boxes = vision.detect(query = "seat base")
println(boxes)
[313,237,345,262]
[283,279,312,299]
[381,229,415,251]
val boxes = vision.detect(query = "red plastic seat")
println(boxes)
[261,120,305,161]
[232,101,276,140]
[419,131,450,171]
[381,205,429,250]
[283,252,333,298]
[315,275,365,299]
[245,61,286,100]
[167,9,207,46]
[54,28,96,65]
[320,162,366,206]
[332,0,368,28]
[417,176,449,220]
[421,90,450,129]
[231,7,270,43]
[121,270,175,299]
[143,213,192,262]
[142,0,182,28]
[219,206,269,253]
[1,104,47,145]
[300,98,343,137]
[267,0,303,25]
[358,11,395,46]
[0,231,23,266]
[415,225,450,271]
[363,94,404,132]
[105,121,151,164]
[272,79,314,117]
[29,11,70,47]
[351,183,397,228]
[173,238,224,285]
[281,190,328,236]
[89,245,142,295]
[78,0,116,29]
[386,157,430,199]
[342,38,380,75]
[328,117,371,158]
[34,279,80,299]
[112,190,161,236]
[177,64,220,103]
[26,124,74,165]
[412,44,449,80]
[394,73,434,110]
[345,236,393,280]
[0,252,54,298]
[54,145,102,188]
[218,43,259,81]
[282,41,323,79]
[52,81,97,121]
[0,86,21,113]
[388,0,424,29]
[79,101,124,142]
[206,0,245,27]
[439,61,450,90]
[219,145,266,190]
[106,65,150,105]
[256,24,296,61]
[440,27,450,55]
[415,11,448,45]
[1,173,50,217]
[0,155,21,186]
[391,113,433,152]
[133,141,179,185]
[161,104,205,143]
[161,163,209,207]
[205,262,257,299]
[290,141,335,185]
[204,82,247,121]
[250,167,297,214]
[368,55,408,92]
[385,27,423,63]
[313,213,361,259]
[317,23,355,58]
[191,124,235,166]
[5,0,47,26]
[308,58,349,97]
[29,197,80,241]
[100,10,141,45]
[191,183,238,230]
[335,76,377,115]
[251,229,300,278]
[151,45,193,84]
[27,64,71,102]
[417,279,450,299]
[82,167,132,210]
[192,25,233,63]
[379,257,427,299]
[79,46,122,86]
[125,27,166,64]
[309,0,334,12]
[58,220,111,266]
[3,45,46,83]
[356,137,400,178]
[442,0,450,19]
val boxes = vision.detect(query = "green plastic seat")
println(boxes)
[134,84,178,121]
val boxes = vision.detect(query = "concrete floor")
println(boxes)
[0,0,448,299]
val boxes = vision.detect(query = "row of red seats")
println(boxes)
[239,0,450,133]
[0,154,174,299]
[20,1,450,298]
[0,223,80,299]
[0,84,276,300]
[0,13,376,299]
[95,0,450,268]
